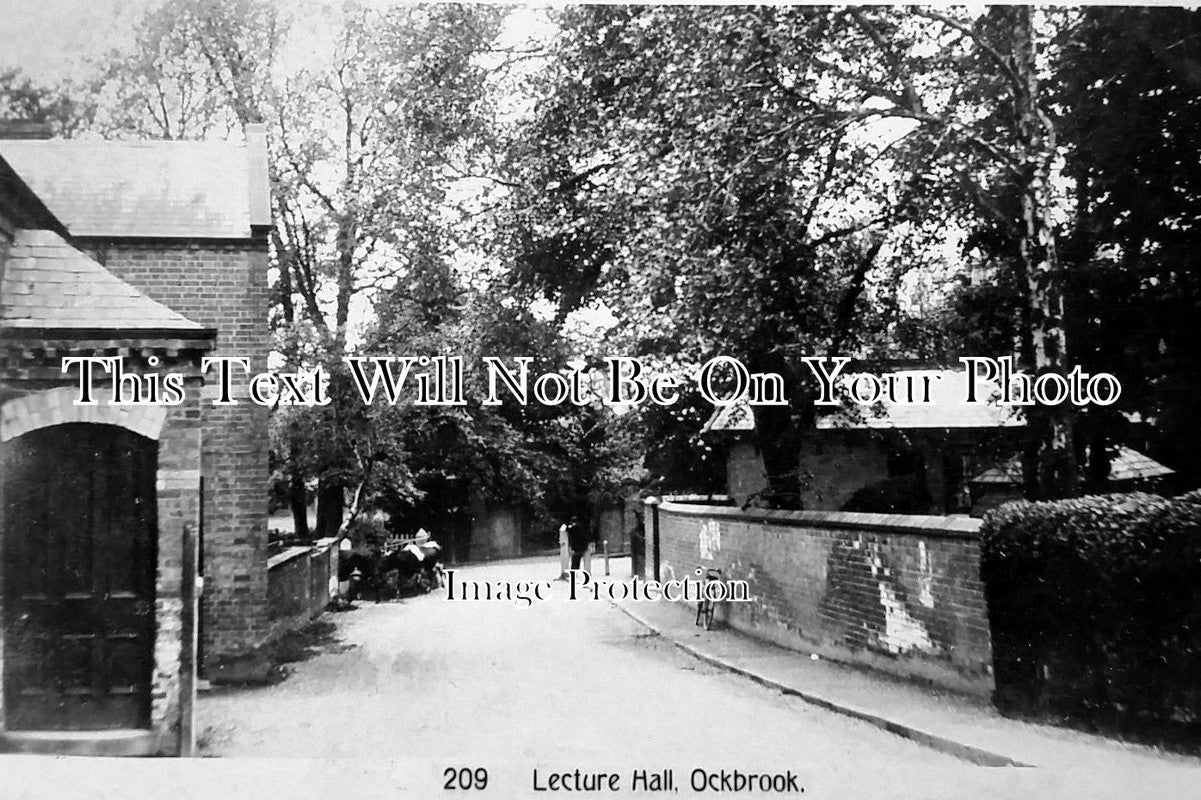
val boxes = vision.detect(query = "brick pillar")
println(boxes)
[96,241,272,661]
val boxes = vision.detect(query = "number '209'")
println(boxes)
[443,767,488,790]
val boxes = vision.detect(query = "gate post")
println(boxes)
[558,523,569,579]
[179,521,199,757]
[644,496,661,582]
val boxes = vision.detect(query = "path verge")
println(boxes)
[609,598,1197,771]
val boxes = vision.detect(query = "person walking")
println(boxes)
[566,514,592,572]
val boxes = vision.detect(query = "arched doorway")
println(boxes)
[2,423,157,731]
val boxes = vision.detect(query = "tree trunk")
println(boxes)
[289,473,310,540]
[315,477,345,538]
[751,403,804,509]
[748,352,806,509]
[1012,7,1077,500]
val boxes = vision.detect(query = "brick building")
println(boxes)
[702,368,1025,513]
[0,127,270,754]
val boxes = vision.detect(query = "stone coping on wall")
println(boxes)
[656,501,982,539]
[660,494,733,504]
[267,546,311,570]
[268,538,339,571]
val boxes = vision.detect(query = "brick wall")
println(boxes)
[726,441,767,506]
[724,433,891,510]
[89,239,270,660]
[266,539,338,641]
[797,432,890,510]
[148,381,203,755]
[646,501,994,695]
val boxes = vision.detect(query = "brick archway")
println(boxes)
[0,388,167,443]
[0,382,201,753]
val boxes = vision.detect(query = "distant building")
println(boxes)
[704,367,1177,515]
[703,368,1025,514]
[969,445,1175,516]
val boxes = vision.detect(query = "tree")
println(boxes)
[0,68,93,135]
[93,0,509,535]
[1055,7,1201,489]
[492,6,972,506]
[843,6,1079,498]
[92,0,276,139]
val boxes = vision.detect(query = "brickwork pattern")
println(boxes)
[0,386,167,442]
[265,541,338,642]
[149,387,202,753]
[649,503,994,695]
[93,240,270,659]
[797,434,891,510]
[725,442,768,507]
[724,435,891,510]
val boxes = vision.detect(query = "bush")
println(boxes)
[980,492,1201,726]
[1176,487,1201,504]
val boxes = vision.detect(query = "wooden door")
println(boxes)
[2,423,157,731]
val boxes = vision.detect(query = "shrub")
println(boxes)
[1176,487,1201,504]
[980,492,1201,726]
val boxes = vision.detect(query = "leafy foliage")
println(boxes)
[9,3,1201,531]
[492,6,977,504]
[0,68,93,135]
[981,493,1201,725]
[1054,8,1201,489]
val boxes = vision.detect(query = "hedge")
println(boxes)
[980,492,1201,726]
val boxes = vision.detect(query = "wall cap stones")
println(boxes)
[267,546,312,571]
[657,500,982,539]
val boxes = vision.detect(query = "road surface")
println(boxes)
[197,557,962,771]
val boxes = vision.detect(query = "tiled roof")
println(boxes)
[973,446,1174,484]
[0,153,68,235]
[0,229,206,331]
[702,369,1024,433]
[0,135,263,239]
[816,370,1023,429]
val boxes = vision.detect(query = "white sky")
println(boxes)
[0,0,556,82]
[1,0,986,353]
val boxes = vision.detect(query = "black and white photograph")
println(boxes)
[0,1,1199,797]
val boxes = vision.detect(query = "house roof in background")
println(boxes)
[702,369,1024,433]
[973,446,1174,484]
[0,229,207,332]
[816,370,1024,430]
[0,132,268,239]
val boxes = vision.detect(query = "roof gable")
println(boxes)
[702,369,1025,434]
[0,154,68,237]
[0,133,266,240]
[973,446,1174,484]
[815,370,1024,430]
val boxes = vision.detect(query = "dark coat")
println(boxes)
[566,520,591,553]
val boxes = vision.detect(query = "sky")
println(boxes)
[0,0,962,353]
[0,0,586,340]
[1,0,138,81]
[0,0,556,82]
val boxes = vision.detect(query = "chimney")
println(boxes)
[245,123,271,233]
[0,120,54,139]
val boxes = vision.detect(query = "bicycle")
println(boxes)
[695,567,723,630]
